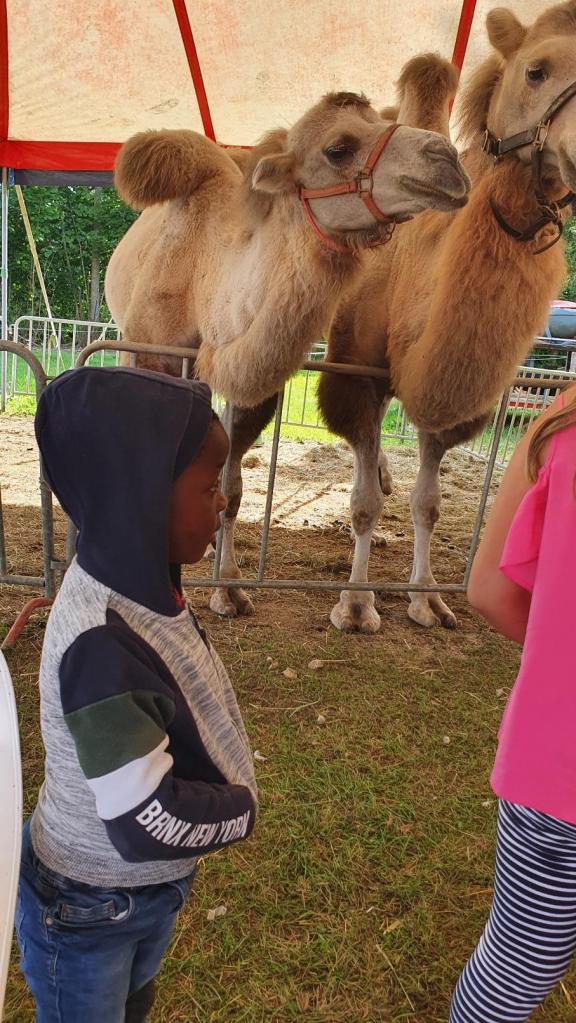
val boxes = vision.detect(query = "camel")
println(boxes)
[315,1,576,633]
[206,2,576,626]
[105,88,469,616]
[105,93,468,412]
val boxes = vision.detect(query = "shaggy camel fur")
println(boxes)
[206,55,467,619]
[208,4,576,627]
[316,2,576,633]
[105,93,468,411]
[105,89,469,619]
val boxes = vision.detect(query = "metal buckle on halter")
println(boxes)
[533,120,550,151]
[481,129,500,158]
[356,174,373,196]
[541,201,562,224]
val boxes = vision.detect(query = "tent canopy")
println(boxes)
[0,1,552,173]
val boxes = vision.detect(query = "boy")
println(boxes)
[16,366,257,1022]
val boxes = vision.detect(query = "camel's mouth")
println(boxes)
[333,221,400,253]
[557,147,576,195]
[401,176,469,210]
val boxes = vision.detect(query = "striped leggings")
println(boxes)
[450,799,576,1022]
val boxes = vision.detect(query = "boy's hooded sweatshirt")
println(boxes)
[30,367,257,887]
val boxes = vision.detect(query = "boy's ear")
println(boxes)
[486,8,527,58]
[251,151,296,193]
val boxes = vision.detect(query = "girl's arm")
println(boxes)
[468,384,576,644]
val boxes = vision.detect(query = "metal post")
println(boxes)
[39,478,56,598]
[1,167,9,411]
[0,482,6,577]
[463,389,509,586]
[257,389,284,581]
[212,402,234,579]
[65,519,77,568]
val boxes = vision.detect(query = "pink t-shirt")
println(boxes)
[491,396,576,823]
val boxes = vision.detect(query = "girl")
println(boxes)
[450,382,576,1022]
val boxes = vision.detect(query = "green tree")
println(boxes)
[560,218,576,302]
[7,186,136,323]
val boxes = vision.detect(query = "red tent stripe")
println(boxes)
[0,0,9,141]
[451,0,478,70]
[171,0,216,141]
[0,3,480,170]
[0,140,122,172]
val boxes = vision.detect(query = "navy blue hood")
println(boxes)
[35,367,214,616]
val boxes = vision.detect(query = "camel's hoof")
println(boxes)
[408,603,438,629]
[378,453,393,496]
[210,587,255,618]
[408,596,457,630]
[378,468,393,497]
[330,599,381,634]
[439,609,457,630]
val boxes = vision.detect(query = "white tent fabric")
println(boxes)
[1,0,553,168]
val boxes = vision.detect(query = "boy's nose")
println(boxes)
[218,492,227,513]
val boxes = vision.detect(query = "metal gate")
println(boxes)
[1,338,574,645]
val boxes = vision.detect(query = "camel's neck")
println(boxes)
[197,197,356,407]
[460,145,492,186]
[396,157,566,433]
[211,194,353,340]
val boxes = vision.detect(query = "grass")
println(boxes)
[2,348,117,416]
[3,580,576,1022]
[2,356,542,462]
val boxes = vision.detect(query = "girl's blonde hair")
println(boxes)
[527,388,576,482]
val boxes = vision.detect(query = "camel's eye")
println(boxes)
[323,141,356,164]
[526,66,548,85]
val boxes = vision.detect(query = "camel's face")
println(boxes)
[309,124,470,231]
[486,6,576,191]
[251,93,470,237]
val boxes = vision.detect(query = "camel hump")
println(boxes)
[396,53,459,134]
[397,53,459,105]
[114,129,218,210]
[380,105,400,122]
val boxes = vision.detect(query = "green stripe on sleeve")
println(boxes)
[64,689,175,779]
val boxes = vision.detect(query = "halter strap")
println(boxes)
[482,81,576,159]
[299,124,402,253]
[482,80,576,253]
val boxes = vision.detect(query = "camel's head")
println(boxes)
[249,92,470,247]
[480,2,576,191]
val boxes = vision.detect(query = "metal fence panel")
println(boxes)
[1,336,575,641]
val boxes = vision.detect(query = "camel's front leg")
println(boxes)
[209,433,255,618]
[210,399,277,618]
[408,432,456,629]
[331,432,392,634]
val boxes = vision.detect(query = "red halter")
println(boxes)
[299,123,402,254]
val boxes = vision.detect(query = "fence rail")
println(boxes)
[1,337,575,647]
[0,341,55,598]
[3,317,576,467]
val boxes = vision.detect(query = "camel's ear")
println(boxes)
[486,8,527,57]
[251,151,296,193]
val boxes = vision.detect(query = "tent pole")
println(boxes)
[171,0,216,141]
[14,184,62,369]
[452,0,478,70]
[1,167,8,411]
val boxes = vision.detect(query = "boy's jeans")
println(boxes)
[15,821,195,1023]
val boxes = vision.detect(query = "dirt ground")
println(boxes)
[6,419,576,1023]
